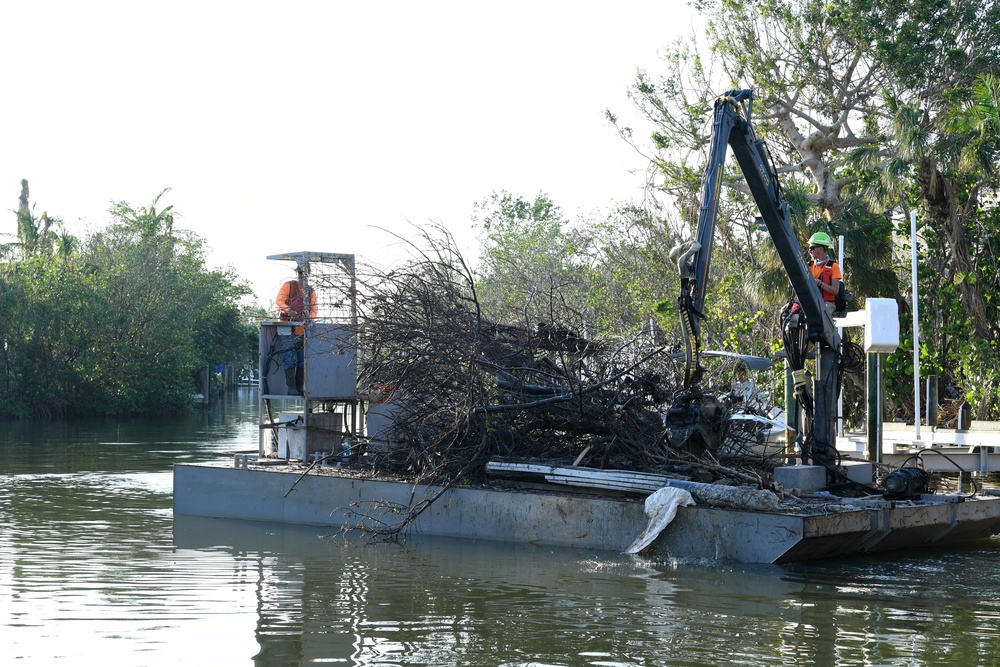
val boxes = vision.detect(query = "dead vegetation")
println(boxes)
[353,226,782,501]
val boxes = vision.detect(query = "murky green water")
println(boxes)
[3,388,1000,666]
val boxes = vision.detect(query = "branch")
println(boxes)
[475,347,666,414]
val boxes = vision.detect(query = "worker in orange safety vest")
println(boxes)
[275,266,317,395]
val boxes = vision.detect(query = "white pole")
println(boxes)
[837,234,845,437]
[911,210,921,441]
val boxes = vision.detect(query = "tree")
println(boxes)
[0,187,256,418]
[3,180,76,260]
[582,203,684,339]
[473,191,588,326]
[473,191,688,348]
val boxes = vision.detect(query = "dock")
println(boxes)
[838,422,1000,474]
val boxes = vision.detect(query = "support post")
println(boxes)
[784,359,798,461]
[200,364,211,406]
[911,210,921,441]
[866,352,881,464]
[812,348,839,469]
[837,234,845,437]
[926,375,938,427]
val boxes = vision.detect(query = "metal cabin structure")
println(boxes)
[258,251,359,462]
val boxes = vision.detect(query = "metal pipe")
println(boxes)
[927,376,938,427]
[911,210,921,441]
[837,234,845,437]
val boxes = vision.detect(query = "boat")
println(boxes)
[174,454,1000,563]
[172,250,1000,564]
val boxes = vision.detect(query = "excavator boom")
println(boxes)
[668,89,841,471]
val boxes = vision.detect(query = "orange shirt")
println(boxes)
[276,280,317,333]
[810,258,842,302]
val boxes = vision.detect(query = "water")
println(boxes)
[3,389,1000,666]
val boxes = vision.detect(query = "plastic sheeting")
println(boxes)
[625,486,695,554]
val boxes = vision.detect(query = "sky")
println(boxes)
[1,1,700,303]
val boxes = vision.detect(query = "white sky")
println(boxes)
[1,1,699,303]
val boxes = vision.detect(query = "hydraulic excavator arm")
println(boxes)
[666,89,842,470]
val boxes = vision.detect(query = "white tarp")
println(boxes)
[625,486,695,554]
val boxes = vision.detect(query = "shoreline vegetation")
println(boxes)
[0,183,257,419]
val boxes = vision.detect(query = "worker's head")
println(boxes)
[808,231,833,257]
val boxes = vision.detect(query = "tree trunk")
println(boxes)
[916,157,993,339]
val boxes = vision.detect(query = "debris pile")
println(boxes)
[354,229,782,494]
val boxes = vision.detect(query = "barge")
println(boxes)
[173,459,1000,564]
[173,250,1000,563]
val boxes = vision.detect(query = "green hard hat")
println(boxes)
[808,231,833,248]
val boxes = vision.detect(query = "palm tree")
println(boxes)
[13,179,74,260]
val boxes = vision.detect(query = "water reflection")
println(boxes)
[171,515,1000,667]
[3,389,1000,666]
[173,516,687,665]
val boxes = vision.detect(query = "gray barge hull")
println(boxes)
[173,462,1000,563]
